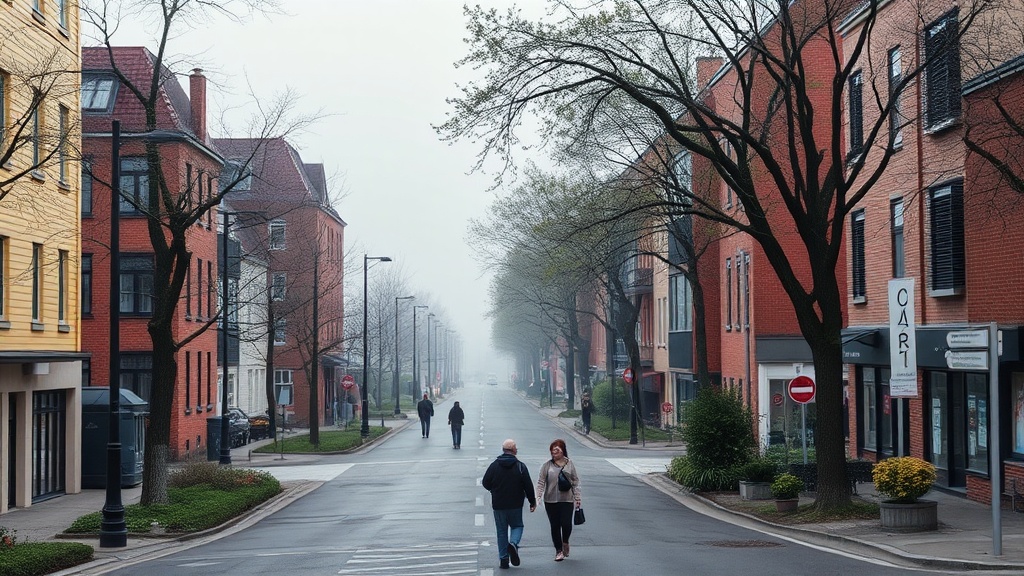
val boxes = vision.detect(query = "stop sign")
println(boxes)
[788,375,815,404]
[622,367,634,385]
[341,374,355,390]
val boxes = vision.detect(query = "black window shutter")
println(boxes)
[852,212,865,298]
[929,182,965,291]
[925,10,960,126]
[849,72,864,156]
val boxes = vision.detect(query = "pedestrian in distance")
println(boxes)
[536,438,580,562]
[417,393,434,438]
[580,392,593,434]
[448,401,465,449]
[482,439,537,570]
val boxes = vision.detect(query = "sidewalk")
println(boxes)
[530,390,1024,571]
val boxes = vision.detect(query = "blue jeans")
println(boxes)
[451,425,462,446]
[492,507,524,560]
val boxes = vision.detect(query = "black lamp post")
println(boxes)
[426,313,435,398]
[412,305,427,401]
[362,255,391,437]
[393,295,414,414]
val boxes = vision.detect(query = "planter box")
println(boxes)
[739,481,773,500]
[880,500,938,531]
[775,498,799,512]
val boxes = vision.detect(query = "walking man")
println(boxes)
[448,401,465,449]
[580,392,593,435]
[482,439,537,569]
[417,393,434,438]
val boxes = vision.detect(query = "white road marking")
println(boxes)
[475,513,485,526]
[476,496,483,507]
[244,463,355,482]
[606,458,672,475]
[177,561,221,567]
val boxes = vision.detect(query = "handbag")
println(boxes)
[557,467,572,491]
[573,507,586,525]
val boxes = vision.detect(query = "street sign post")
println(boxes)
[787,375,815,464]
[341,374,355,391]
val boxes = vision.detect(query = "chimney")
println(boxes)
[696,56,724,92]
[189,68,207,142]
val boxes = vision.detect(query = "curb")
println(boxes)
[640,473,1024,572]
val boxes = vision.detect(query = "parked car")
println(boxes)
[227,407,251,447]
[248,411,271,440]
[487,373,498,386]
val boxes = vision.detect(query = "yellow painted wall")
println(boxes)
[0,0,81,352]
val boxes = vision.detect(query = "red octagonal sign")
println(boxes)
[788,375,815,404]
[341,374,356,390]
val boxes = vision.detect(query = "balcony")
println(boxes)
[623,266,653,296]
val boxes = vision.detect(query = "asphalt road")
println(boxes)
[99,384,944,575]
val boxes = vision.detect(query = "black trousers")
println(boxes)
[420,418,430,437]
[543,501,574,551]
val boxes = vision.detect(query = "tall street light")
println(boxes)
[393,295,415,415]
[426,313,435,398]
[362,255,392,437]
[412,305,428,401]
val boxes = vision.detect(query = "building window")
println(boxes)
[742,252,750,328]
[0,237,6,319]
[81,163,93,216]
[119,157,151,214]
[269,221,286,250]
[196,258,203,318]
[862,368,877,450]
[0,72,6,144]
[185,351,191,410]
[81,75,118,113]
[925,9,961,128]
[185,263,191,319]
[888,47,904,147]
[735,253,744,330]
[669,274,692,332]
[31,92,41,167]
[851,210,866,301]
[272,273,286,301]
[891,199,905,278]
[58,250,67,323]
[929,181,965,294]
[82,254,92,315]
[120,353,153,402]
[848,70,864,158]
[82,359,91,386]
[966,373,989,473]
[32,243,42,321]
[274,318,286,345]
[207,260,213,318]
[206,351,212,407]
[57,0,67,28]
[274,369,293,403]
[119,254,154,314]
[197,351,203,411]
[1011,373,1024,458]
[58,106,69,183]
[725,258,732,330]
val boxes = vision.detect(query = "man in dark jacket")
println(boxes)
[482,439,537,569]
[417,393,434,438]
[447,401,465,449]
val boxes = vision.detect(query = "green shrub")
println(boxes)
[771,473,804,499]
[0,542,93,576]
[590,379,631,421]
[667,455,738,491]
[681,387,755,471]
[738,458,777,483]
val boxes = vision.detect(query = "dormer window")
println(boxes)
[81,74,118,113]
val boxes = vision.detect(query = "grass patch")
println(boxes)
[252,426,388,453]
[703,492,879,525]
[589,414,676,442]
[0,542,94,576]
[65,464,282,534]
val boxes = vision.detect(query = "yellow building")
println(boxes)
[0,0,83,513]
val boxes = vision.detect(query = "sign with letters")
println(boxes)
[888,279,918,397]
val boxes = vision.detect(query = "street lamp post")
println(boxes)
[426,313,435,398]
[362,255,392,437]
[412,305,428,401]
[394,296,415,415]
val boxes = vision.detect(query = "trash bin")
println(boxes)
[207,416,228,461]
[81,387,148,489]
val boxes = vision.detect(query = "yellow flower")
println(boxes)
[872,457,936,503]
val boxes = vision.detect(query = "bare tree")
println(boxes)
[440,0,999,510]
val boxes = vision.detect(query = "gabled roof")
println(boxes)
[81,46,194,138]
[213,137,345,224]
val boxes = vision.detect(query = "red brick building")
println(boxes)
[80,47,221,459]
[840,0,1024,502]
[214,137,346,429]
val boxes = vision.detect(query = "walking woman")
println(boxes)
[536,438,580,561]
[448,401,465,449]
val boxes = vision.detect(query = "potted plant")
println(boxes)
[771,472,803,512]
[872,457,938,530]
[738,458,777,500]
